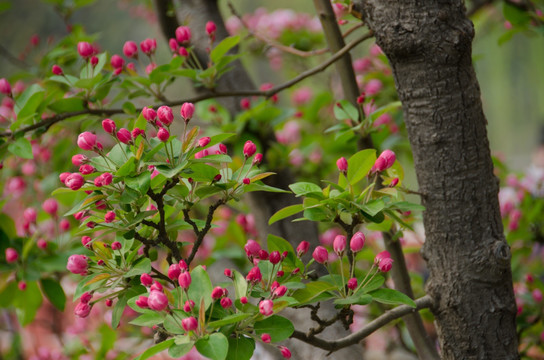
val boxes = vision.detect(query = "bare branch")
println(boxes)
[291,295,433,352]
[185,199,224,266]
[0,44,31,71]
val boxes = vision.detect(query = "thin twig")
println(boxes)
[184,199,224,266]
[290,295,432,351]
[0,44,31,70]
[0,31,373,139]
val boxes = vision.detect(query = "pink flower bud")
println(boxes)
[23,208,37,223]
[333,235,346,256]
[178,271,192,289]
[246,266,262,283]
[219,143,227,154]
[80,292,93,303]
[259,299,274,316]
[111,241,121,251]
[157,105,174,126]
[243,140,257,158]
[135,295,149,308]
[205,21,217,37]
[374,250,391,265]
[150,281,163,292]
[312,246,328,264]
[336,157,348,173]
[59,219,70,232]
[123,41,138,58]
[132,128,145,139]
[77,132,97,151]
[533,289,543,303]
[182,316,198,332]
[66,254,88,275]
[277,270,284,277]
[72,154,88,167]
[220,297,233,308]
[77,42,93,58]
[145,62,156,75]
[175,26,192,44]
[90,56,99,67]
[110,54,125,69]
[102,119,116,134]
[37,238,48,249]
[139,38,157,55]
[105,299,113,307]
[261,333,271,343]
[59,172,70,183]
[74,302,91,317]
[18,281,27,291]
[157,127,170,142]
[180,102,195,121]
[166,264,180,281]
[242,178,250,185]
[357,93,366,104]
[0,78,12,95]
[378,257,394,272]
[347,277,358,290]
[269,251,281,265]
[65,173,84,190]
[42,198,59,215]
[169,38,178,52]
[81,236,92,248]
[79,164,95,175]
[179,47,189,57]
[183,300,195,312]
[279,346,291,358]
[142,107,157,123]
[179,259,188,271]
[211,286,224,299]
[374,150,396,172]
[148,290,168,311]
[350,232,365,252]
[390,177,399,187]
[52,65,63,75]
[244,239,261,258]
[272,285,287,298]
[259,249,269,260]
[198,137,211,147]
[5,248,18,263]
[224,268,232,277]
[140,273,153,287]
[240,296,248,304]
[296,241,310,257]
[117,128,132,144]
[252,153,263,166]
[240,98,251,110]
[100,172,113,186]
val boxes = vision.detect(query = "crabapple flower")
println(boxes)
[183,300,195,312]
[246,267,262,283]
[296,241,310,257]
[102,119,116,134]
[65,173,84,190]
[178,271,192,289]
[37,239,47,249]
[5,248,18,263]
[168,264,181,281]
[74,302,91,317]
[350,232,365,252]
[243,140,256,158]
[23,208,37,223]
[140,38,157,55]
[240,296,248,304]
[135,296,149,308]
[242,178,250,185]
[66,254,88,275]
[337,157,348,173]
[117,128,132,144]
[52,65,63,75]
[374,250,391,265]
[390,177,399,187]
[259,299,274,316]
[182,317,198,332]
[81,236,91,248]
[312,246,328,264]
[72,154,88,166]
[42,198,59,215]
[220,297,233,308]
[180,102,195,121]
[279,346,292,358]
[373,149,396,172]
[142,107,157,122]
[211,286,224,299]
[150,281,163,292]
[140,273,153,287]
[157,127,170,142]
[18,281,27,291]
[379,257,394,272]
[348,278,358,290]
[79,164,95,175]
[111,241,121,250]
[269,251,281,264]
[272,285,287,298]
[77,132,97,151]
[240,98,251,109]
[77,42,93,58]
[0,78,11,95]
[198,137,210,147]
[175,26,191,44]
[252,153,263,165]
[148,290,168,311]
[244,239,261,259]
[157,105,174,126]
[205,21,217,38]
[261,334,271,343]
[110,54,125,69]
[80,292,92,303]
[123,41,138,58]
[333,235,346,256]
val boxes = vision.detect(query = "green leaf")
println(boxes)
[359,199,385,216]
[122,101,137,115]
[370,288,416,308]
[211,36,240,64]
[14,84,44,119]
[48,98,85,113]
[13,281,42,326]
[156,161,188,178]
[244,183,290,194]
[232,270,248,299]
[125,171,151,194]
[130,311,166,327]
[289,182,322,197]
[292,281,336,304]
[188,265,213,311]
[254,315,294,342]
[195,333,229,360]
[503,2,531,26]
[0,1,12,13]
[367,101,402,123]
[268,204,304,225]
[134,339,174,360]
[169,341,194,358]
[192,154,232,164]
[267,234,296,266]
[361,274,385,293]
[8,137,33,159]
[226,336,255,360]
[124,257,151,278]
[347,149,376,185]
[334,294,372,306]
[333,99,359,121]
[207,313,251,329]
[116,157,136,177]
[389,201,425,212]
[40,278,66,311]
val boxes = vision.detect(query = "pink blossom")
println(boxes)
[123,41,139,58]
[364,79,383,96]
[288,149,304,166]
[42,198,59,215]
[273,285,287,298]
[77,132,97,151]
[72,154,88,166]
[180,102,195,121]
[178,271,191,289]
[135,296,149,308]
[157,105,174,126]
[348,278,358,290]
[333,235,346,256]
[140,273,153,287]
[37,239,47,249]
[246,266,262,283]
[206,21,217,37]
[244,239,261,258]
[142,107,157,123]
[102,118,116,134]
[148,290,168,311]
[292,87,312,106]
[77,42,93,58]
[182,316,198,332]
[169,38,178,52]
[259,299,274,316]
[261,333,271,343]
[104,211,116,223]
[353,57,372,73]
[350,232,365,252]
[59,219,70,232]
[374,250,391,265]
[312,246,328,264]
[243,140,257,158]
[240,98,251,110]
[175,26,192,44]
[220,297,232,308]
[110,54,125,69]
[336,157,348,173]
[117,128,132,144]
[157,127,170,142]
[379,257,394,272]
[52,65,63,75]
[23,208,37,223]
[0,78,11,95]
[139,38,157,55]
[66,254,88,275]
[5,248,18,263]
[74,302,91,318]
[279,346,292,358]
[198,137,211,147]
[65,173,85,190]
[79,164,95,175]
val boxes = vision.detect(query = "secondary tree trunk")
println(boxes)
[356,1,519,359]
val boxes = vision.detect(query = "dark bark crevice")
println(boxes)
[357,0,519,359]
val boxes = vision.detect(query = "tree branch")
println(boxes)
[291,295,433,352]
[0,31,373,139]
[184,199,224,266]
[0,44,31,71]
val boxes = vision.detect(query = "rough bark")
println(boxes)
[355,1,519,359]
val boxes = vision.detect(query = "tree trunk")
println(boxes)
[356,1,519,359]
